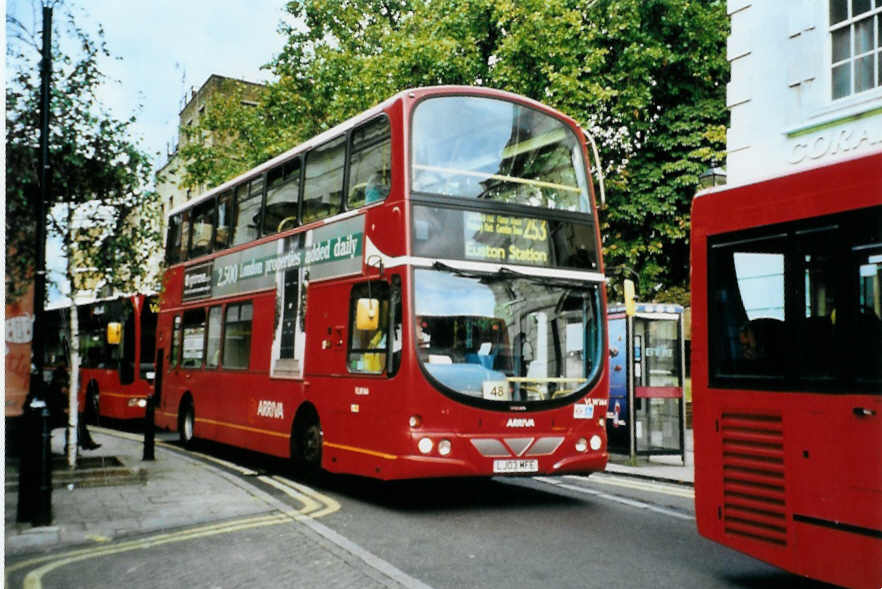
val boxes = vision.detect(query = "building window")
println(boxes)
[830,0,882,99]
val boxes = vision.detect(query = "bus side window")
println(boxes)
[264,158,301,235]
[205,306,223,369]
[166,213,183,264]
[302,135,345,224]
[215,190,234,250]
[232,181,263,246]
[181,308,206,369]
[223,302,253,370]
[179,210,191,262]
[189,197,216,259]
[854,244,882,384]
[348,115,391,209]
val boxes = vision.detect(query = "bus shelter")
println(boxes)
[606,303,686,464]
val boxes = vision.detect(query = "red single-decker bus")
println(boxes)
[691,150,882,589]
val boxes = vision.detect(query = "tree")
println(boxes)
[6,3,162,465]
[177,0,727,303]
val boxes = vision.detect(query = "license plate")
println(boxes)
[493,459,539,474]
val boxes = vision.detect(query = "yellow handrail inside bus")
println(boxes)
[277,216,298,233]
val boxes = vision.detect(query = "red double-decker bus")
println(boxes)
[155,86,609,480]
[45,294,157,421]
[691,151,882,589]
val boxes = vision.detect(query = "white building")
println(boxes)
[726,0,882,183]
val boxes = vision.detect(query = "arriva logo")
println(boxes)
[506,418,535,428]
[257,400,284,419]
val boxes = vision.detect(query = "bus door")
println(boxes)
[346,278,401,455]
[306,277,401,453]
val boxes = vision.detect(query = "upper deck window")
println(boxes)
[412,96,590,213]
[231,178,264,246]
[830,0,882,99]
[264,158,301,235]
[189,198,216,259]
[303,136,345,224]
[348,116,392,209]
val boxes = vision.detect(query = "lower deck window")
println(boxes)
[223,302,253,370]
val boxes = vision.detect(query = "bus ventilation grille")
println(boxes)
[720,412,787,546]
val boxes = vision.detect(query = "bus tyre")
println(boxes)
[292,414,322,479]
[179,403,195,448]
[86,383,100,425]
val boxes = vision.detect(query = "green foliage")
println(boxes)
[6,5,162,303]
[179,0,728,301]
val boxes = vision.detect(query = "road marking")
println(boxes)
[532,476,695,521]
[269,476,342,519]
[567,473,695,499]
[258,475,323,514]
[7,513,291,589]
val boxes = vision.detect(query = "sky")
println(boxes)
[7,0,294,167]
[6,0,297,305]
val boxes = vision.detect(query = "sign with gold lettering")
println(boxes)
[463,212,551,265]
[412,205,598,271]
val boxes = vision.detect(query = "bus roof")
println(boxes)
[167,86,581,220]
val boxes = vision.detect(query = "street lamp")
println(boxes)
[699,166,727,189]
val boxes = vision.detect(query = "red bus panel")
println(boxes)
[691,151,882,589]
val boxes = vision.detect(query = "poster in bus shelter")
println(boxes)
[182,215,365,302]
[412,205,598,271]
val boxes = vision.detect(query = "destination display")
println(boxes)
[181,215,365,301]
[412,205,598,271]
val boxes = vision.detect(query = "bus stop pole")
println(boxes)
[142,395,155,461]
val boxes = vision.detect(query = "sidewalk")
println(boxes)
[4,428,427,589]
[603,428,695,486]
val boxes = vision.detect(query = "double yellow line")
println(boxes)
[6,450,340,589]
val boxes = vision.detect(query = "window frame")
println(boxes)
[222,301,254,371]
[346,114,392,210]
[263,156,303,236]
[346,280,392,376]
[205,305,223,370]
[829,0,882,100]
[707,206,882,393]
[180,308,208,370]
[302,135,347,225]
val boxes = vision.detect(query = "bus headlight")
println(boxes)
[409,415,422,428]
[575,438,588,452]
[438,439,452,456]
[418,437,433,454]
[590,435,602,451]
[128,398,147,408]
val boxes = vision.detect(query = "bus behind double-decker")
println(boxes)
[155,86,608,480]
[45,294,157,422]
[691,151,882,589]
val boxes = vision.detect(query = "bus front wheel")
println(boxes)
[292,411,322,478]
[179,401,195,448]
